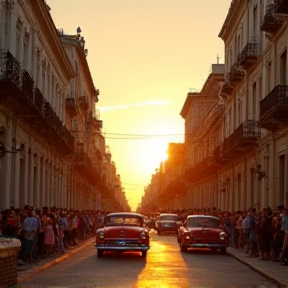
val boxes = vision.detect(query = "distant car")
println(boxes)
[155,213,182,235]
[94,212,150,258]
[177,215,229,254]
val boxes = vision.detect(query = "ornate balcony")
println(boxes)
[0,51,75,155]
[185,156,219,182]
[224,120,260,155]
[213,120,259,163]
[259,85,288,130]
[238,43,258,70]
[78,95,89,110]
[74,151,101,184]
[261,4,284,33]
[65,97,77,118]
[213,143,231,166]
[274,0,288,14]
[219,81,234,99]
[228,64,244,86]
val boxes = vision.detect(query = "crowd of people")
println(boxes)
[1,204,287,269]
[0,205,105,264]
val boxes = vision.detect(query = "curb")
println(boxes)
[17,238,95,283]
[227,252,288,288]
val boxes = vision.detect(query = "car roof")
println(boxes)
[186,215,220,220]
[106,212,143,218]
[159,213,179,216]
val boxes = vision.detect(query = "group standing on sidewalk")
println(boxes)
[0,205,107,264]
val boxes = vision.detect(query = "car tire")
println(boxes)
[220,247,227,254]
[97,249,104,257]
[180,241,188,252]
[141,250,147,258]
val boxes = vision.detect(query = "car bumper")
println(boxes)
[95,243,150,251]
[158,227,177,231]
[186,243,227,249]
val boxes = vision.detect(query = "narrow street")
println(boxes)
[18,232,281,288]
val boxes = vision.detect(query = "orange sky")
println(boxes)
[47,0,231,211]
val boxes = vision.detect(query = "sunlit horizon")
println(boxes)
[47,0,231,210]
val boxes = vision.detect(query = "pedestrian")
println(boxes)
[280,208,288,265]
[44,216,55,256]
[247,208,257,256]
[22,206,39,262]
[259,208,272,261]
[241,211,249,253]
[58,211,68,253]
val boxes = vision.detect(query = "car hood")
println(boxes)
[103,226,143,238]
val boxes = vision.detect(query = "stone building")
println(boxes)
[0,0,127,211]
[141,0,288,213]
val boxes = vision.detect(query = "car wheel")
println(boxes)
[177,232,181,243]
[220,247,227,254]
[180,241,188,252]
[141,250,147,258]
[97,249,104,257]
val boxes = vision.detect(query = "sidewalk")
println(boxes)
[227,247,288,287]
[17,237,95,284]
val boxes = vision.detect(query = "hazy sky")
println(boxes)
[47,0,231,211]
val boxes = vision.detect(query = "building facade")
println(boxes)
[141,0,288,213]
[0,0,128,211]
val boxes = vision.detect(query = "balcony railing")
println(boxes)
[78,95,89,110]
[238,43,258,70]
[225,120,260,152]
[0,51,75,154]
[261,4,284,33]
[259,85,288,130]
[74,151,101,184]
[219,81,234,99]
[65,97,77,117]
[274,0,288,14]
[228,63,244,86]
[213,120,259,163]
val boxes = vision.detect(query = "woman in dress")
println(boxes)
[44,216,55,256]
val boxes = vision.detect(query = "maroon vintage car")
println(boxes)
[94,212,150,258]
[177,215,229,254]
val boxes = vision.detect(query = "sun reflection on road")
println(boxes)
[132,239,190,288]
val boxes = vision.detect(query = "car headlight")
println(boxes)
[140,230,148,239]
[97,230,105,239]
[220,232,226,240]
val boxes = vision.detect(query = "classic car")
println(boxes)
[94,212,150,257]
[155,213,182,235]
[177,215,229,254]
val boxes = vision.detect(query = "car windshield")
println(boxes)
[160,215,178,221]
[106,216,141,226]
[187,217,220,229]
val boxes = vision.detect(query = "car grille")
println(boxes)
[104,240,140,247]
[162,223,176,227]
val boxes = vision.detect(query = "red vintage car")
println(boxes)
[94,212,150,258]
[177,215,229,254]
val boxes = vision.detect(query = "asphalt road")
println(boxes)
[17,231,282,288]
